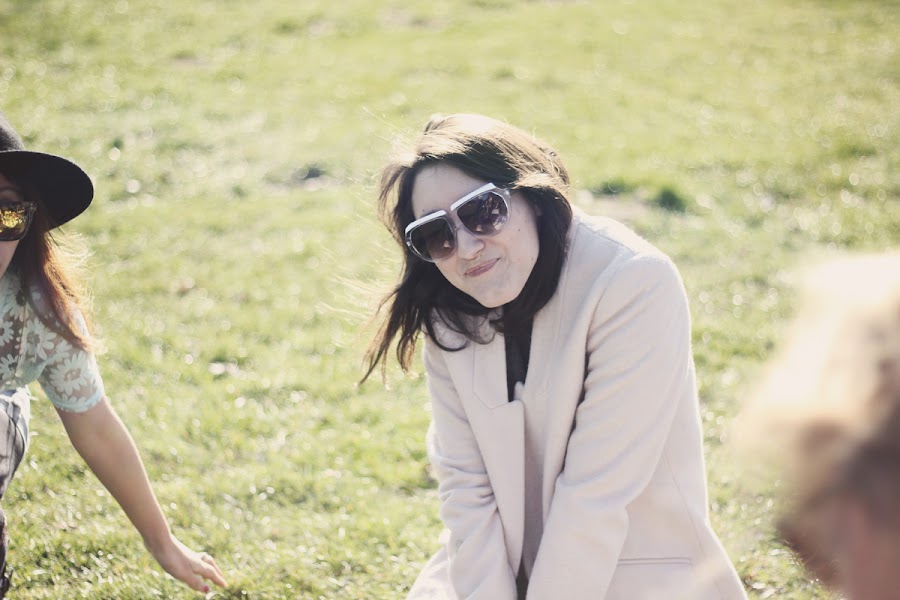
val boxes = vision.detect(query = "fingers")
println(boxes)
[196,552,228,587]
[176,551,228,593]
[153,536,229,593]
[184,571,211,594]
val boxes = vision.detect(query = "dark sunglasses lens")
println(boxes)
[457,191,508,236]
[410,218,455,261]
[0,206,31,241]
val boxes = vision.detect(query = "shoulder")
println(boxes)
[563,208,681,297]
[23,278,92,344]
[568,208,669,264]
[0,271,55,322]
[22,279,59,323]
[0,271,24,314]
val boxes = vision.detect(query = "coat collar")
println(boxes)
[444,217,579,572]
[470,217,577,403]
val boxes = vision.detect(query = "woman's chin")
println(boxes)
[469,288,523,309]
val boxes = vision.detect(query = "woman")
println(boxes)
[0,112,226,595]
[364,113,746,599]
[739,254,900,599]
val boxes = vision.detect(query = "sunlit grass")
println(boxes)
[1,0,897,597]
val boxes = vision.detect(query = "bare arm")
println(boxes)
[57,397,227,593]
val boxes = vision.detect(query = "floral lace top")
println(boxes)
[0,270,105,420]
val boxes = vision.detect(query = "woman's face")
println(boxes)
[410,163,540,308]
[0,172,23,279]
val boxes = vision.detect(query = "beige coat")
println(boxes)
[408,213,747,600]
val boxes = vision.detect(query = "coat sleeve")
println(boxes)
[526,253,695,599]
[422,335,519,600]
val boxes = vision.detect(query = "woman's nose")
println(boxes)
[455,226,485,259]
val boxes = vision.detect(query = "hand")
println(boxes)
[145,534,228,593]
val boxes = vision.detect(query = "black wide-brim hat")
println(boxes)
[0,111,93,228]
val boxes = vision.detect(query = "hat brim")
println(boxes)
[0,150,93,228]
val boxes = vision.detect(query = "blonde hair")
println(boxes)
[738,253,900,583]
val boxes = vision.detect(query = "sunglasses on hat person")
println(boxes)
[0,185,34,242]
[405,183,511,262]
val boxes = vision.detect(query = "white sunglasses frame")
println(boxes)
[404,183,511,262]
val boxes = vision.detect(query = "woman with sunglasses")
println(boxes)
[365,113,746,599]
[0,112,226,596]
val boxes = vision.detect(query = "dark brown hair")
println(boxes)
[5,171,93,350]
[363,114,573,381]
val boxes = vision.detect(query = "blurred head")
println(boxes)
[739,253,900,599]
[365,113,574,378]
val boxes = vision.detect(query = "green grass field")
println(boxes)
[1,0,897,597]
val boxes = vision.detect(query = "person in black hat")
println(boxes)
[0,111,227,596]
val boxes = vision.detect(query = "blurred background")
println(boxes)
[1,0,896,597]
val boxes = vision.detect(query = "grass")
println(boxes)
[1,0,897,597]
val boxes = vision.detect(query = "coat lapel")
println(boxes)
[470,332,525,574]
[524,224,572,399]
[456,253,573,574]
[472,329,509,408]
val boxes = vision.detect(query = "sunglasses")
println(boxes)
[0,198,36,242]
[405,183,511,262]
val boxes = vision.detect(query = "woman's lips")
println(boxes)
[465,258,498,277]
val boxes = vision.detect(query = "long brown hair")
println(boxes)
[363,114,573,382]
[7,173,93,350]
